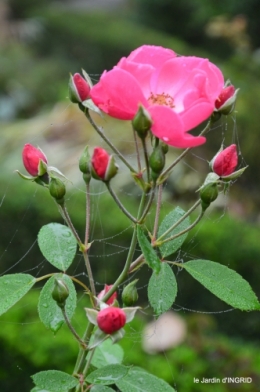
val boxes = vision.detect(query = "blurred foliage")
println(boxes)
[0,290,259,391]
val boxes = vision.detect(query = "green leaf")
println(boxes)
[31,370,79,392]
[31,388,51,392]
[148,263,177,316]
[157,207,190,258]
[90,386,115,392]
[38,223,77,271]
[0,274,36,316]
[89,338,124,369]
[38,274,77,333]
[183,260,260,311]
[116,367,176,392]
[86,364,128,386]
[137,226,161,273]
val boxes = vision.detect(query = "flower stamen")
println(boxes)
[148,92,175,108]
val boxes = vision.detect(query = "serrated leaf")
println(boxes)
[31,388,51,392]
[158,207,190,258]
[0,274,36,316]
[183,260,260,311]
[38,274,77,333]
[148,263,177,316]
[86,364,128,386]
[90,386,115,392]
[38,223,77,271]
[137,226,161,273]
[116,367,176,392]
[31,370,78,392]
[89,339,124,369]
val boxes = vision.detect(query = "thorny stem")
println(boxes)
[141,137,150,182]
[73,322,95,378]
[61,307,87,349]
[152,183,163,240]
[158,120,213,182]
[82,251,96,299]
[83,109,136,173]
[106,182,138,223]
[138,188,155,223]
[84,182,91,247]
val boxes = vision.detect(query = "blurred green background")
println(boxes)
[1,0,260,391]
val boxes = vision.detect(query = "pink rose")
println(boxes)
[22,144,48,176]
[211,144,238,177]
[91,45,224,148]
[97,307,126,334]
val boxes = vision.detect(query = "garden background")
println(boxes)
[1,0,260,391]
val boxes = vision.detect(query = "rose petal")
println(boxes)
[149,105,206,148]
[126,45,177,68]
[91,68,147,119]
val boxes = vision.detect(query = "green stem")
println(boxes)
[106,182,138,223]
[58,204,82,246]
[133,126,142,172]
[82,251,96,300]
[61,307,87,349]
[156,199,201,242]
[84,182,91,247]
[73,322,95,377]
[159,120,212,182]
[155,208,204,247]
[138,188,155,223]
[141,137,150,182]
[152,183,163,240]
[84,109,136,173]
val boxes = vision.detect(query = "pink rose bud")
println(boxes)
[210,144,238,177]
[22,144,48,176]
[215,85,239,115]
[91,147,118,182]
[97,307,126,334]
[97,284,117,306]
[69,73,91,103]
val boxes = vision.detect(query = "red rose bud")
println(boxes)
[22,144,48,177]
[97,284,117,306]
[97,307,126,334]
[69,73,91,103]
[91,147,118,182]
[215,85,239,115]
[210,144,238,177]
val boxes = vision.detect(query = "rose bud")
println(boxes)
[210,144,238,177]
[97,284,117,306]
[69,73,91,103]
[149,144,166,181]
[52,278,69,309]
[122,279,139,307]
[91,147,118,182]
[132,105,152,139]
[97,307,126,335]
[49,176,66,205]
[199,173,219,211]
[22,144,48,177]
[215,84,239,115]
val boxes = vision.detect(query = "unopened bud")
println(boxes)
[52,278,69,308]
[79,146,91,184]
[132,105,152,139]
[210,144,238,177]
[122,279,139,306]
[215,84,239,115]
[49,177,66,205]
[97,307,126,334]
[199,173,219,211]
[149,145,166,180]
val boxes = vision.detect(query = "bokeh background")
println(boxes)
[1,0,260,391]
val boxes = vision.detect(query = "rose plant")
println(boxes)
[0,45,258,392]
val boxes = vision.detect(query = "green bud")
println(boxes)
[79,146,91,174]
[122,279,139,306]
[52,278,69,308]
[199,173,219,211]
[149,145,166,179]
[210,111,222,123]
[132,105,152,139]
[49,177,66,205]
[161,142,169,155]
